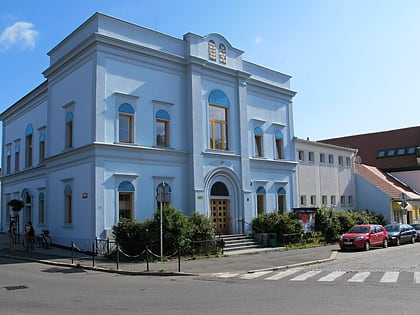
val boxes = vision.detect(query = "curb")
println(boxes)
[247,250,338,273]
[0,253,197,277]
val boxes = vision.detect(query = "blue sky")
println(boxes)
[1,0,419,141]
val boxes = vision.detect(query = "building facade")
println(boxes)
[295,138,358,211]
[1,13,298,248]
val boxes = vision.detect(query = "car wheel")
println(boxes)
[364,241,370,251]
[411,236,416,244]
[383,238,388,248]
[396,238,400,246]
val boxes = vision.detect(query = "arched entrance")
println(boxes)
[210,182,231,234]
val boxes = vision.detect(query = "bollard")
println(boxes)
[178,244,181,272]
[146,246,150,272]
[71,241,74,264]
[92,242,95,267]
[116,244,119,270]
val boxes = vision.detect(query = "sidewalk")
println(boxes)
[0,233,337,276]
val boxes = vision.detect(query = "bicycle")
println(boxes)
[36,230,52,249]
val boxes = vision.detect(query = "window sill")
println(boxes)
[62,223,74,229]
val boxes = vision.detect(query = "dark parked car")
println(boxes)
[339,224,388,251]
[408,224,420,241]
[384,224,416,245]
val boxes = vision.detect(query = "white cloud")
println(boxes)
[255,36,263,44]
[0,21,38,51]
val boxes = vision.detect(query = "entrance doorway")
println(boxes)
[210,181,231,234]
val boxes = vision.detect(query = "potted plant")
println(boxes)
[8,199,24,212]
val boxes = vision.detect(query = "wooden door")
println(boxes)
[211,199,230,234]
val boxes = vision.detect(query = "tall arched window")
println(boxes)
[277,187,286,214]
[25,124,33,168]
[219,44,226,64]
[14,144,20,172]
[209,90,230,151]
[65,112,73,148]
[254,127,264,157]
[39,133,45,163]
[155,110,170,147]
[256,186,266,216]
[208,40,216,61]
[64,185,72,224]
[118,181,135,219]
[275,130,284,159]
[118,103,135,143]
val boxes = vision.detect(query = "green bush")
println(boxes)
[112,207,218,257]
[252,212,303,238]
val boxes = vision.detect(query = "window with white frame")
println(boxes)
[298,150,304,161]
[300,195,307,206]
[209,90,229,150]
[308,152,314,162]
[219,44,226,64]
[25,124,33,168]
[64,184,72,224]
[155,110,170,147]
[322,195,327,205]
[14,143,20,172]
[320,153,325,163]
[6,146,11,174]
[118,103,135,143]
[254,127,264,157]
[65,112,73,148]
[39,133,45,163]
[338,156,343,166]
[348,195,353,206]
[208,40,216,61]
[277,187,286,214]
[310,195,316,206]
[346,157,351,167]
[331,195,336,205]
[38,192,45,225]
[340,195,345,205]
[328,154,334,164]
[275,130,284,159]
[118,181,135,220]
[256,186,266,216]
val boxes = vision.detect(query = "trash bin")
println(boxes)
[268,233,277,247]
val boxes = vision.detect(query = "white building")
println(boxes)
[295,138,358,211]
[1,13,298,248]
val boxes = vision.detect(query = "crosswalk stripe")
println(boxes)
[213,272,240,278]
[347,271,371,283]
[318,271,346,282]
[240,271,272,280]
[290,270,322,281]
[380,271,399,283]
[265,268,303,281]
[414,272,420,284]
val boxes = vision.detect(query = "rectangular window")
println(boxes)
[209,105,228,150]
[322,195,327,205]
[257,194,265,216]
[300,195,306,206]
[14,151,19,171]
[25,134,32,168]
[346,157,351,167]
[39,141,45,163]
[39,198,45,225]
[6,154,11,174]
[310,195,316,206]
[331,195,336,205]
[255,134,263,157]
[275,138,283,159]
[119,192,133,220]
[277,195,285,214]
[298,150,304,161]
[328,154,334,164]
[338,156,343,166]
[156,119,169,147]
[340,195,345,205]
[348,195,353,206]
[308,152,314,162]
[119,114,133,143]
[320,153,325,163]
[66,120,73,148]
[65,194,72,224]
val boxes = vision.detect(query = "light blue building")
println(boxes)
[1,13,297,248]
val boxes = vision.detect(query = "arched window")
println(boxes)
[208,40,216,61]
[275,130,284,159]
[39,192,45,224]
[156,182,171,208]
[155,110,170,147]
[208,90,229,151]
[65,112,73,148]
[219,44,226,64]
[64,185,72,224]
[118,103,134,143]
[25,124,33,168]
[254,127,264,157]
[15,144,20,172]
[277,187,286,214]
[210,182,229,196]
[6,147,11,174]
[256,186,266,216]
[118,181,135,219]
[23,191,32,224]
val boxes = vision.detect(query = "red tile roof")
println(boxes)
[355,163,419,200]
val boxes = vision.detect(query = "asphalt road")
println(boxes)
[1,243,420,315]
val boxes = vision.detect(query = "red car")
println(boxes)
[339,224,388,251]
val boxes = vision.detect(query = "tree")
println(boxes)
[8,199,24,212]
